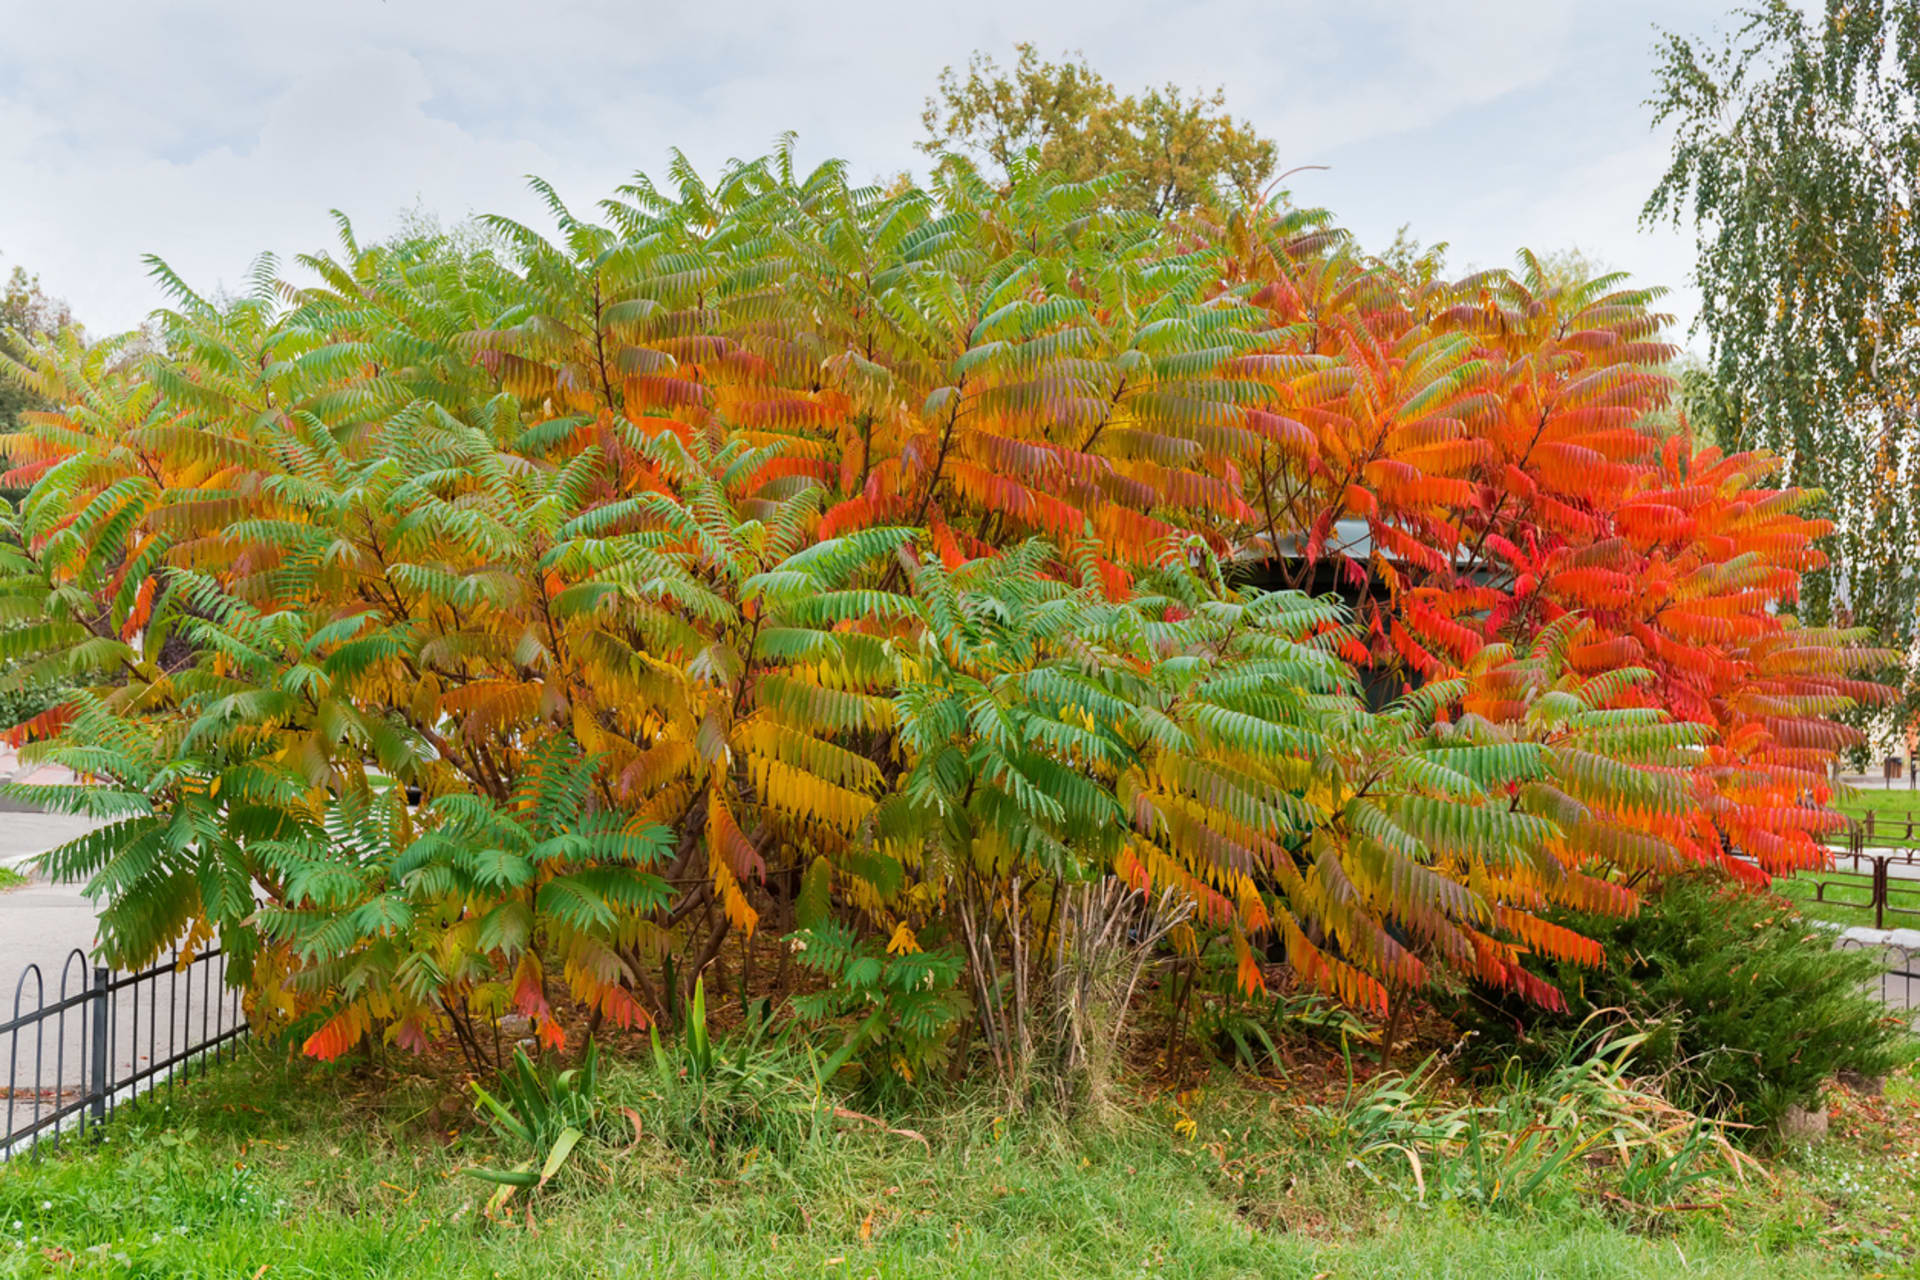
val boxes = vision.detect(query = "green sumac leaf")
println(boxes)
[796,855,832,929]
[536,876,614,931]
[478,900,533,953]
[349,894,414,937]
[463,846,534,889]
[843,851,902,901]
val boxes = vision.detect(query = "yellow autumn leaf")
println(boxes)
[1303,780,1346,817]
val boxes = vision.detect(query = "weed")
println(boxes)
[639,979,838,1166]
[788,922,968,1087]
[466,1039,614,1214]
[1317,1029,1757,1213]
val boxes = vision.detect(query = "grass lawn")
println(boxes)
[4,1048,1919,1278]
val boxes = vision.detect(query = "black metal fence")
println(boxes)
[1837,937,1920,1021]
[2,948,247,1158]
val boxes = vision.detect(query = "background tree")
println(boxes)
[920,44,1279,216]
[0,261,77,730]
[0,262,73,446]
[1370,224,1449,284]
[1646,0,1920,722]
[1529,246,1614,295]
[1667,354,1733,451]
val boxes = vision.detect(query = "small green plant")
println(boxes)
[1192,984,1373,1073]
[1314,1054,1469,1171]
[643,977,836,1163]
[466,1039,607,1213]
[1612,1117,1724,1212]
[788,923,967,1085]
[1197,1001,1282,1073]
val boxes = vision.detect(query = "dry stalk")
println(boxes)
[1047,879,1192,1116]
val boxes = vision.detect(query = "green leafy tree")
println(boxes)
[1528,246,1615,295]
[0,263,80,730]
[1370,224,1449,284]
[920,44,1279,216]
[1646,0,1920,708]
[0,264,74,470]
[1668,353,1733,451]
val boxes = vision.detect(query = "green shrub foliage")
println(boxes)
[1455,875,1913,1137]
[788,923,968,1085]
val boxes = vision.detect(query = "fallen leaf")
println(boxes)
[831,1106,931,1153]
[618,1106,645,1154]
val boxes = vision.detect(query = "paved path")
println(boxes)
[1840,772,1920,793]
[0,812,109,981]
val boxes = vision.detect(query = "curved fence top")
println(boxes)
[3,947,246,1158]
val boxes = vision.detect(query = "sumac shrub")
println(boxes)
[0,151,1892,1075]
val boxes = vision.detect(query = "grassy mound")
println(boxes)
[2,1044,1916,1278]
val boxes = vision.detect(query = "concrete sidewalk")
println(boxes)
[0,812,109,984]
[0,812,109,873]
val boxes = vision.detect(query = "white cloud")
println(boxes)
[0,0,1728,333]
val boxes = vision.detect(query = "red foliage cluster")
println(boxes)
[1217,235,1891,881]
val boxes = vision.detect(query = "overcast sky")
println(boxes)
[1,0,1742,343]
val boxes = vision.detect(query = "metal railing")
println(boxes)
[2,948,247,1158]
[1844,809,1920,851]
[1838,938,1920,1021]
[1792,846,1920,931]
